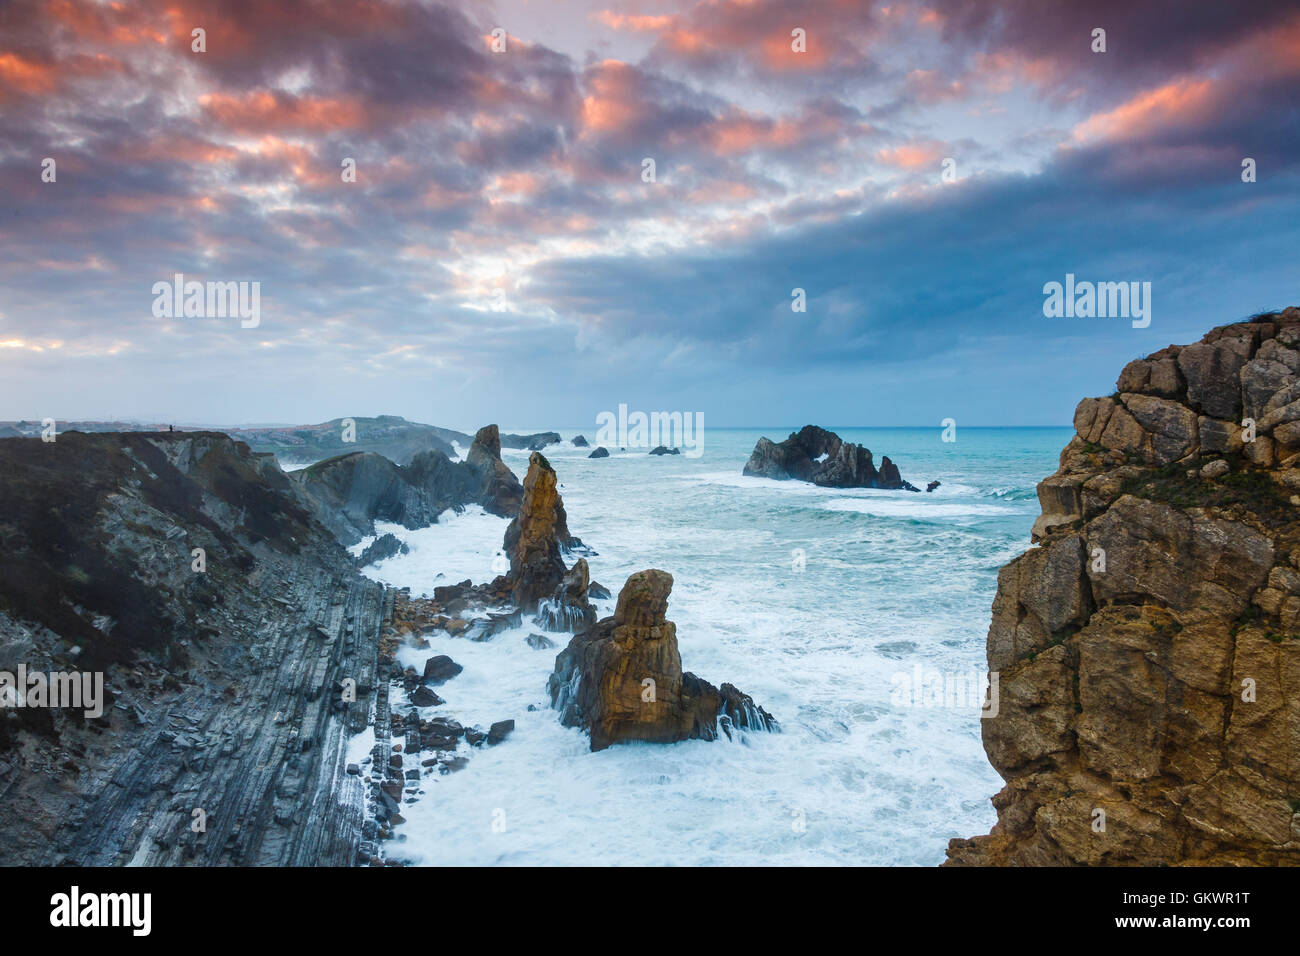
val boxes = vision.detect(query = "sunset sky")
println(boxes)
[1,0,1297,428]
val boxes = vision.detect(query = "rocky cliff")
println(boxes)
[0,431,386,865]
[948,308,1300,866]
[291,424,523,545]
[743,425,918,490]
[548,570,775,751]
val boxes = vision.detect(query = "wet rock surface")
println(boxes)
[548,570,775,751]
[948,307,1300,867]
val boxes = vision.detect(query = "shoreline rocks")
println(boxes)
[291,423,523,545]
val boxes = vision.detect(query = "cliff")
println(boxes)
[948,308,1300,866]
[0,431,386,865]
[291,424,523,545]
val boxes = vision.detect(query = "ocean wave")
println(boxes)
[822,498,1012,519]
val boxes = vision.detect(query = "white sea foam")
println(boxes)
[823,498,1011,519]
[356,508,507,595]
[339,428,1063,865]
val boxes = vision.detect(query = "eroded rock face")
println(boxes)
[0,432,385,865]
[464,425,524,517]
[948,307,1300,867]
[292,424,523,544]
[547,570,775,751]
[743,425,918,490]
[503,452,579,611]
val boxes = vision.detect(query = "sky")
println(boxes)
[0,0,1297,429]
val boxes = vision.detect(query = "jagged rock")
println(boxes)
[743,425,917,490]
[572,435,589,447]
[948,306,1300,868]
[463,425,525,518]
[588,581,612,600]
[421,655,463,685]
[500,431,560,450]
[292,426,523,544]
[358,533,409,566]
[502,453,587,612]
[649,445,680,456]
[547,570,775,751]
[409,686,443,708]
[926,480,941,492]
[588,447,610,459]
[526,633,557,650]
[537,557,597,632]
[487,720,514,745]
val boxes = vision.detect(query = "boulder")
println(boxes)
[358,532,408,566]
[572,435,589,447]
[409,686,443,708]
[487,719,514,745]
[547,570,775,751]
[421,655,463,685]
[588,446,610,459]
[649,445,680,456]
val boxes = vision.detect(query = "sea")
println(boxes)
[321,426,1072,865]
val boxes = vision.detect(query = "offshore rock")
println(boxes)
[743,425,918,490]
[547,570,775,751]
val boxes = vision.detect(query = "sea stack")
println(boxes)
[547,569,775,751]
[947,307,1300,866]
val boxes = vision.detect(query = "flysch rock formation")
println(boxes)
[548,569,775,752]
[743,424,919,490]
[291,424,523,546]
[0,431,386,865]
[948,308,1300,866]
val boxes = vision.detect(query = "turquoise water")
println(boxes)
[353,426,1071,865]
